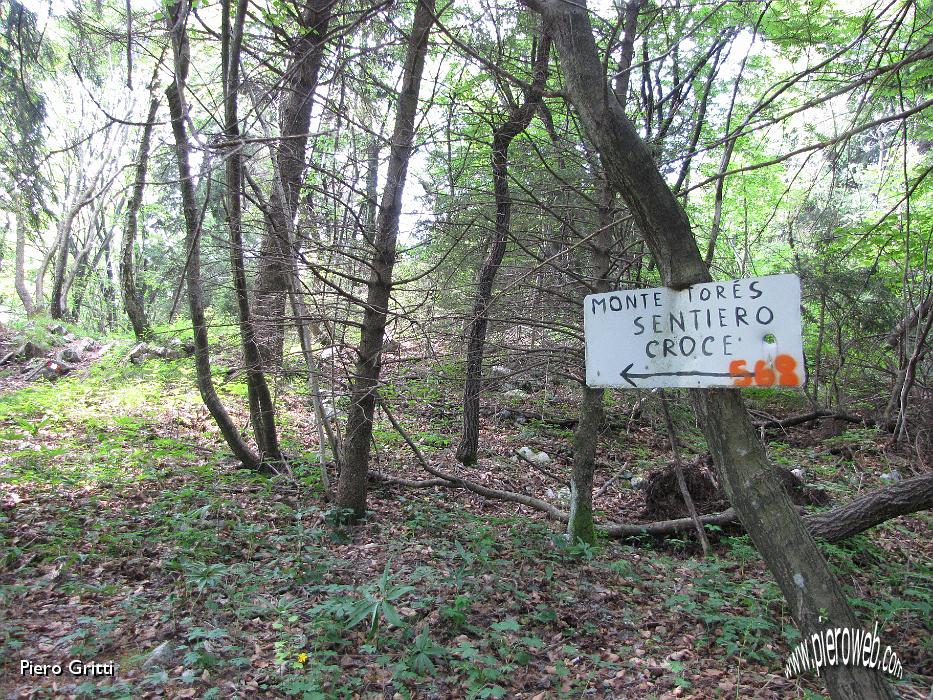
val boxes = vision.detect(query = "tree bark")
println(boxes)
[50,179,98,319]
[121,95,158,340]
[886,293,932,348]
[251,0,332,368]
[805,472,933,543]
[529,2,895,697]
[33,235,58,311]
[567,180,615,545]
[456,30,551,465]
[335,0,436,520]
[567,0,639,545]
[567,384,603,544]
[14,212,36,316]
[165,0,261,472]
[222,0,281,464]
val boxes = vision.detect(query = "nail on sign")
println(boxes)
[584,274,806,389]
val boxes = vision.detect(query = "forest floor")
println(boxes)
[0,322,930,699]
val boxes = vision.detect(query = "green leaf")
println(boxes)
[385,584,415,601]
[382,602,406,628]
[490,617,520,633]
[347,599,377,628]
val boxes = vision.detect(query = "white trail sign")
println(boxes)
[584,274,806,389]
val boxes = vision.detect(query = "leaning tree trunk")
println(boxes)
[165,0,261,472]
[808,471,933,542]
[252,0,332,368]
[530,1,895,697]
[121,94,159,340]
[335,0,435,521]
[456,30,551,465]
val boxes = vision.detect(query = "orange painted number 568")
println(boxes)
[729,354,800,387]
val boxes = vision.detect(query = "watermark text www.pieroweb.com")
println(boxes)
[784,621,904,679]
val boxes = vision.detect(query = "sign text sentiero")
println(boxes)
[584,274,806,389]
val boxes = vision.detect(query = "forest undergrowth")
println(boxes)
[0,325,930,700]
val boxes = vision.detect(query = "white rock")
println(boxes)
[142,641,175,670]
[791,468,806,481]
[503,389,528,400]
[880,470,901,484]
[517,446,536,461]
[491,365,510,378]
[76,337,101,353]
[517,446,550,465]
[128,342,150,364]
[630,475,645,489]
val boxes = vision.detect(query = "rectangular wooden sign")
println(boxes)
[584,274,806,389]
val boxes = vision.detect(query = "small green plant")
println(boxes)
[183,626,227,670]
[63,616,119,657]
[440,594,472,630]
[346,561,414,641]
[405,627,447,674]
[181,560,229,593]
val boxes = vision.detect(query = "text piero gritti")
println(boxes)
[20,659,116,677]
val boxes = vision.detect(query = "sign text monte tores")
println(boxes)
[584,274,806,389]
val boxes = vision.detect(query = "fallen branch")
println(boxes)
[369,472,448,489]
[376,393,932,544]
[377,394,568,521]
[755,410,869,430]
[594,461,629,499]
[604,508,739,538]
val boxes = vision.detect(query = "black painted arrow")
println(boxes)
[620,363,751,387]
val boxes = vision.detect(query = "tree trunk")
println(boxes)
[121,95,159,340]
[252,0,332,368]
[886,293,932,348]
[165,0,261,472]
[33,236,57,311]
[48,219,71,320]
[530,2,895,696]
[456,30,551,465]
[567,180,616,545]
[50,176,99,320]
[102,233,116,330]
[222,0,281,464]
[335,0,436,520]
[568,385,603,544]
[567,1,639,545]
[14,212,35,316]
